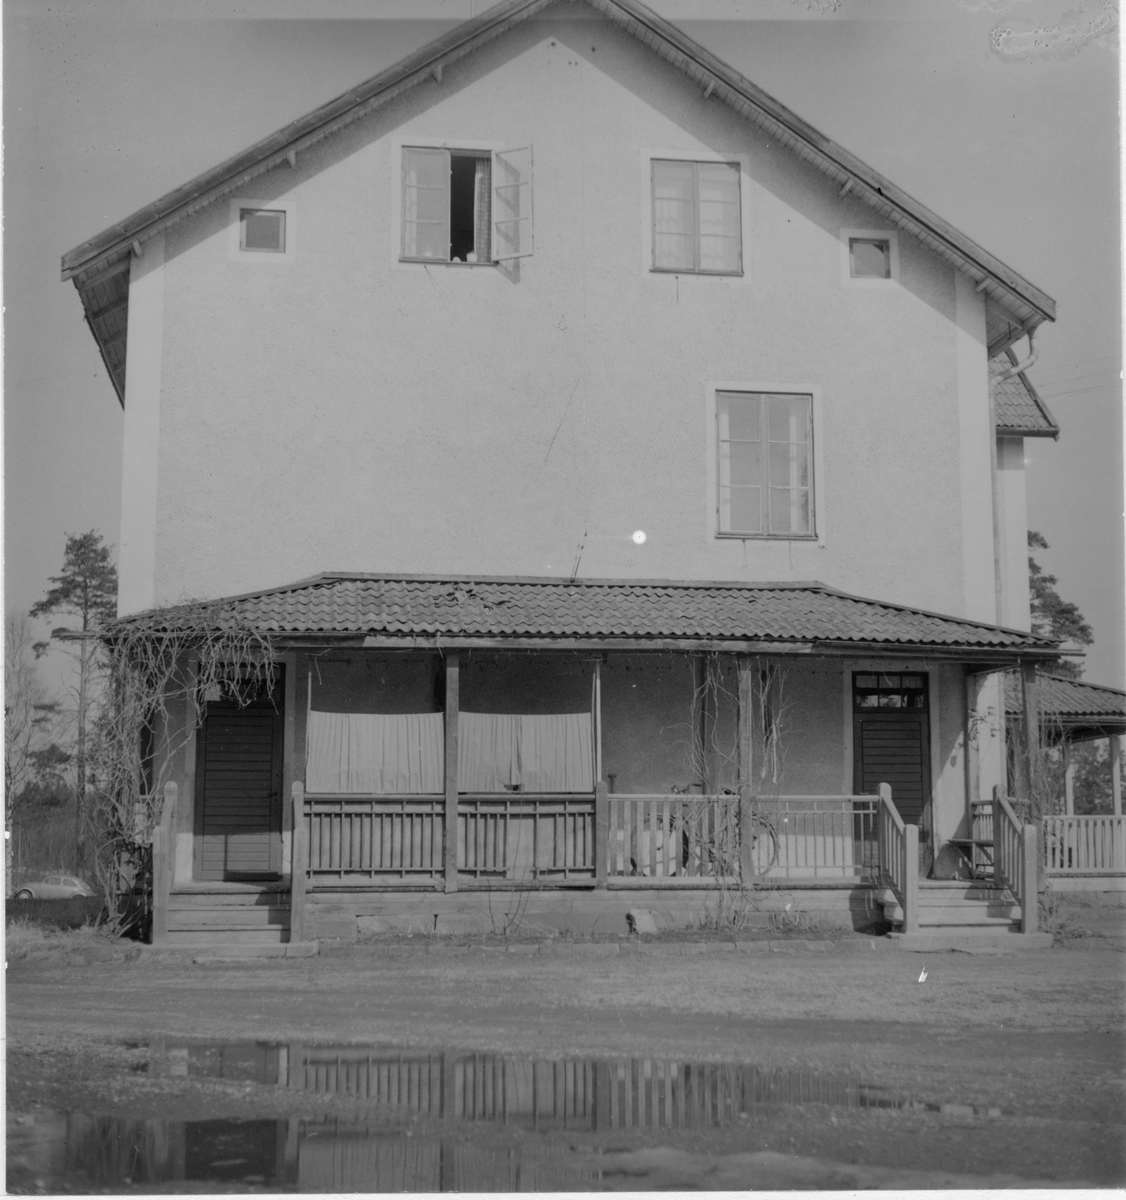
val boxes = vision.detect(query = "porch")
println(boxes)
[136,573,1061,947]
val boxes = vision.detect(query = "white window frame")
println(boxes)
[227,198,296,265]
[705,381,825,544]
[390,137,532,271]
[641,150,751,283]
[840,227,899,288]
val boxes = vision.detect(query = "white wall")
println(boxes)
[129,12,985,622]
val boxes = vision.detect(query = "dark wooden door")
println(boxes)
[854,713,930,825]
[195,692,283,881]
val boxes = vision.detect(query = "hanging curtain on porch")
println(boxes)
[458,712,593,793]
[305,711,444,794]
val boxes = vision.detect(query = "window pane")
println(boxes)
[652,160,696,270]
[240,209,285,252]
[727,486,761,533]
[850,237,890,278]
[697,162,741,273]
[768,394,809,443]
[728,441,760,486]
[402,147,450,260]
[719,392,761,441]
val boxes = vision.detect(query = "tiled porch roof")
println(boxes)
[1005,672,1126,739]
[117,574,1057,655]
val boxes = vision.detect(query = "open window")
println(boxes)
[401,145,533,264]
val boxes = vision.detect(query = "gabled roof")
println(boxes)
[1004,672,1126,741]
[990,351,1059,439]
[64,0,1055,406]
[111,573,1058,660]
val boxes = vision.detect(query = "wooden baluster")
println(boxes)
[1021,822,1038,933]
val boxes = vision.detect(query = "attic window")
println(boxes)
[402,147,491,264]
[849,237,890,279]
[240,208,286,253]
[651,159,741,275]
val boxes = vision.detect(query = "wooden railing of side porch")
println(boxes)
[876,783,917,933]
[991,787,1038,934]
[1042,814,1126,876]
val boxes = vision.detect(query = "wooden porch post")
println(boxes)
[290,782,307,942]
[1063,741,1075,816]
[595,781,609,888]
[444,652,460,893]
[1111,735,1122,817]
[903,821,919,935]
[1021,822,1039,934]
[1016,662,1040,804]
[737,655,753,786]
[152,781,177,946]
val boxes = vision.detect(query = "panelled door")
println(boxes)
[195,674,284,881]
[852,672,930,827]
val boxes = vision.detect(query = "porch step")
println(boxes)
[890,930,1053,952]
[163,930,290,947]
[163,886,291,949]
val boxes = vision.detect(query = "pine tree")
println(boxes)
[1028,531,1093,680]
[30,532,118,868]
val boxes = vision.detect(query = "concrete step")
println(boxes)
[918,912,1020,927]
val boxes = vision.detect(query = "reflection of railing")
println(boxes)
[606,793,881,885]
[305,794,445,881]
[458,794,595,881]
[1043,814,1126,875]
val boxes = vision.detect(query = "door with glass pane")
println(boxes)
[852,673,930,827]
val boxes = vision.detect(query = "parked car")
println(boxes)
[12,874,95,900]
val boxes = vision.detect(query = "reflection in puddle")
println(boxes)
[23,1042,1002,1193]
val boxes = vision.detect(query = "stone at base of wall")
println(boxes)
[305,885,887,942]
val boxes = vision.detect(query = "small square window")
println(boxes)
[849,237,890,278]
[240,208,286,253]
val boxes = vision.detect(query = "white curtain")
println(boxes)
[458,712,593,793]
[306,711,444,794]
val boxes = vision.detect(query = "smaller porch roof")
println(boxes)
[113,574,1058,662]
[1004,672,1126,741]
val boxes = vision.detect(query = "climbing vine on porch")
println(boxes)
[88,604,279,924]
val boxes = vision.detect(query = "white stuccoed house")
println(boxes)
[63,0,1077,951]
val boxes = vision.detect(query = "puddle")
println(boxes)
[14,1042,1003,1192]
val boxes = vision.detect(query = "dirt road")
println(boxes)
[7,937,1126,1189]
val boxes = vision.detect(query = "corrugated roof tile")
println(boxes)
[113,574,1057,654]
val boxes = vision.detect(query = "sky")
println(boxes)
[3,0,1123,690]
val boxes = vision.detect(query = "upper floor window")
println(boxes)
[651,159,741,275]
[240,208,286,253]
[401,145,533,265]
[717,390,814,537]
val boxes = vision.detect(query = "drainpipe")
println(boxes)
[998,327,1039,382]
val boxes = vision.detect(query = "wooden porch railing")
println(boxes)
[1042,814,1126,875]
[876,783,916,933]
[458,794,595,881]
[304,793,446,881]
[605,792,882,886]
[992,787,1038,934]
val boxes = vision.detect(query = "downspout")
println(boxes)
[988,365,1004,626]
[998,326,1038,382]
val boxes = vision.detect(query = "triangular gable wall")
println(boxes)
[63,0,1055,406]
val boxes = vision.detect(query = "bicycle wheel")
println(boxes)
[746,815,778,877]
